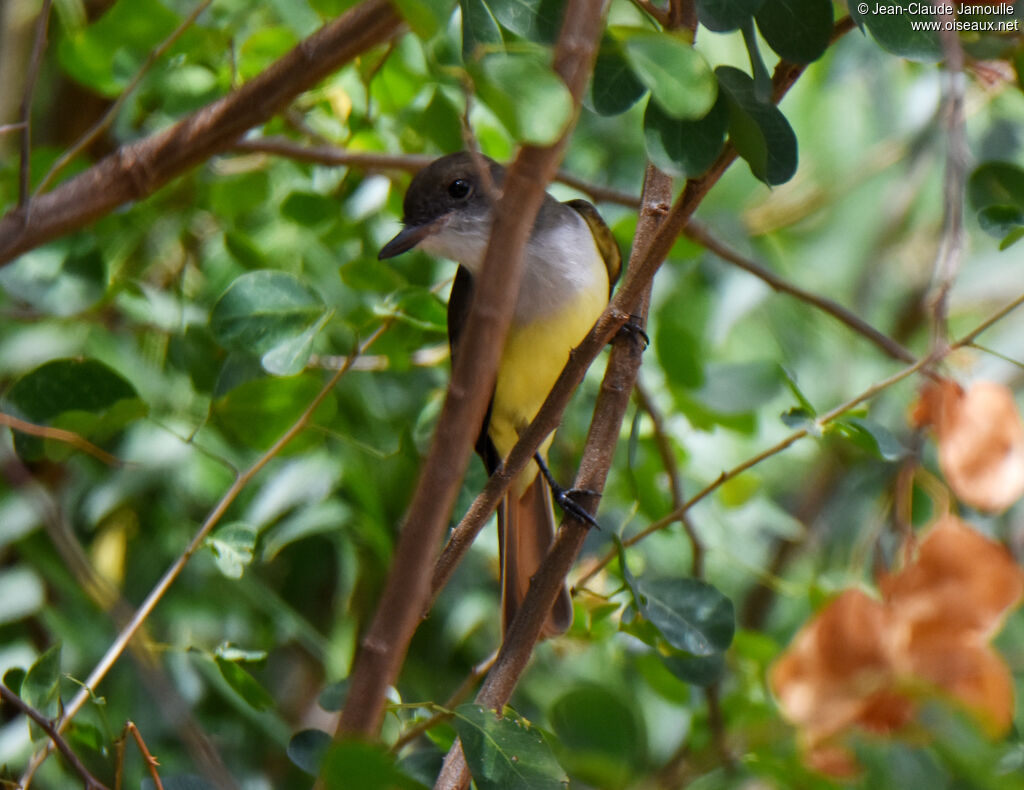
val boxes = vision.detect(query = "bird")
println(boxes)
[378,152,621,637]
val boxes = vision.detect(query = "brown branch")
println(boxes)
[0,412,121,466]
[35,0,215,196]
[336,0,607,742]
[232,136,644,207]
[434,163,672,790]
[389,652,496,753]
[0,0,403,266]
[684,221,917,364]
[0,683,111,790]
[18,0,53,207]
[633,380,704,577]
[122,722,164,790]
[19,324,389,786]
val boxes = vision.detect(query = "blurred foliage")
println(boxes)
[1,0,1024,787]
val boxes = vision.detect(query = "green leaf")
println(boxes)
[716,66,798,186]
[57,0,180,95]
[209,270,331,376]
[849,0,942,62]
[4,667,26,696]
[830,416,906,462]
[549,686,645,790]
[239,27,299,80]
[392,0,455,38]
[588,35,647,117]
[0,245,106,316]
[288,729,332,775]
[614,27,717,120]
[487,0,567,43]
[631,578,735,656]
[318,680,350,712]
[460,0,504,60]
[205,522,257,579]
[697,0,766,32]
[978,205,1024,237]
[659,650,726,686]
[754,0,833,63]
[471,51,573,145]
[211,373,337,451]
[320,740,429,789]
[644,91,728,178]
[4,358,147,462]
[453,704,568,790]
[281,191,339,227]
[224,231,268,269]
[214,655,274,711]
[23,644,62,742]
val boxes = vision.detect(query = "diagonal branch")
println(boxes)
[0,0,403,266]
[0,683,110,790]
[0,412,122,466]
[683,221,917,363]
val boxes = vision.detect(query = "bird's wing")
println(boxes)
[447,265,501,472]
[564,198,622,292]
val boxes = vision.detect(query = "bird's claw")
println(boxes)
[534,453,602,530]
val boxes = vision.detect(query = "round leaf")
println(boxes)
[697,0,767,32]
[453,704,569,790]
[209,270,330,376]
[460,0,503,60]
[754,0,833,63]
[288,729,332,775]
[471,52,573,145]
[849,0,942,62]
[320,741,428,790]
[549,686,645,790]
[487,0,566,43]
[644,92,728,178]
[634,578,735,656]
[716,65,798,186]
[205,522,257,579]
[615,27,717,120]
[4,358,146,462]
[587,35,647,116]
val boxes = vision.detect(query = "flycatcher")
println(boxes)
[379,152,620,637]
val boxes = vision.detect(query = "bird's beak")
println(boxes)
[378,219,442,260]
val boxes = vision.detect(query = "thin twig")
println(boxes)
[0,683,111,790]
[18,0,53,207]
[575,353,935,589]
[0,412,122,466]
[35,0,214,196]
[0,122,27,135]
[390,652,497,753]
[633,381,704,577]
[123,722,164,790]
[927,12,968,343]
[684,221,917,364]
[19,324,391,786]
[231,137,644,207]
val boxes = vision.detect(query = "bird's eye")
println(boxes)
[448,179,471,199]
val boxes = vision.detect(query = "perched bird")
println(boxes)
[379,152,621,637]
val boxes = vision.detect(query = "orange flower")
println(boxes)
[913,379,1024,512]
[771,516,1024,776]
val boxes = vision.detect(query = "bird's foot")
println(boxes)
[534,452,602,530]
[616,315,649,350]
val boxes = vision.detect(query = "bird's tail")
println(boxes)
[498,471,573,638]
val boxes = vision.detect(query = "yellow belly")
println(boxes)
[488,282,608,491]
